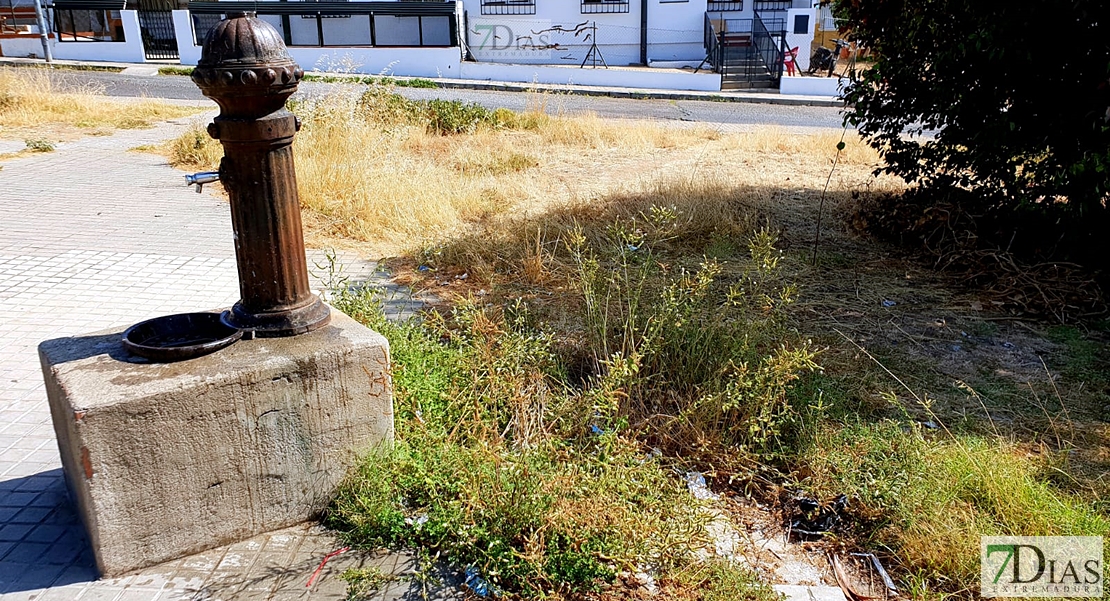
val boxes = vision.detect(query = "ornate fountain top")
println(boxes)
[190,12,304,118]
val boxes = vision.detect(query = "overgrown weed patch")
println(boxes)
[166,83,1109,599]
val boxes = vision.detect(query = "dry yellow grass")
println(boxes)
[0,68,200,132]
[170,87,894,257]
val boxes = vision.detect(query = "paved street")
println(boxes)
[45,69,848,133]
[0,118,427,600]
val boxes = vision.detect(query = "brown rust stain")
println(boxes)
[74,410,86,422]
[81,447,93,480]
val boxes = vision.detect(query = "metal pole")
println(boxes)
[191,12,330,337]
[31,0,53,63]
[639,0,647,65]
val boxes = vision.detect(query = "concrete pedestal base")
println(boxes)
[38,309,392,577]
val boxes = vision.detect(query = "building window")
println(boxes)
[581,0,628,13]
[481,0,535,15]
[191,12,220,44]
[193,10,455,48]
[707,1,743,10]
[753,0,791,11]
[792,14,809,34]
[55,9,125,41]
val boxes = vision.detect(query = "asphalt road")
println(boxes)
[47,69,849,132]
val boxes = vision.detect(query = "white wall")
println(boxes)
[646,0,707,62]
[288,47,461,78]
[779,74,842,97]
[784,6,814,72]
[173,10,201,65]
[464,0,698,67]
[0,35,46,59]
[459,61,721,91]
[48,10,146,63]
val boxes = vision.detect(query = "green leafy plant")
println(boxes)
[340,566,395,600]
[157,66,194,76]
[325,212,821,598]
[24,138,55,152]
[838,0,1110,212]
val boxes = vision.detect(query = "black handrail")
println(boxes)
[702,13,722,77]
[752,13,783,86]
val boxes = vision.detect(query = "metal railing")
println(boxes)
[480,0,534,15]
[707,1,743,10]
[753,0,790,11]
[581,0,628,14]
[752,13,783,86]
[702,13,721,76]
[701,12,786,88]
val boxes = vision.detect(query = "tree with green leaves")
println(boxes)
[836,1,1110,219]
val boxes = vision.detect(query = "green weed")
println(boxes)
[799,419,1110,598]
[24,138,54,152]
[340,566,395,600]
[302,74,438,88]
[353,85,538,136]
[158,66,194,76]
[669,559,779,601]
[327,218,817,598]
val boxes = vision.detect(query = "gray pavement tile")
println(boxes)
[12,475,58,493]
[25,525,67,545]
[43,564,97,589]
[27,491,67,509]
[24,584,93,601]
[0,525,34,542]
[8,508,52,524]
[41,540,89,566]
[13,564,65,588]
[1,542,51,564]
[70,587,126,601]
[113,589,164,601]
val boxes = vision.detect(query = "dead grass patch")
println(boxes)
[0,68,200,134]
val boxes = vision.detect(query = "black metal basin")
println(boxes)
[122,312,243,362]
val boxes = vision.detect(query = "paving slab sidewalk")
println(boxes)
[0,118,428,601]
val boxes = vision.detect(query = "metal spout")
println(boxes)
[186,171,220,193]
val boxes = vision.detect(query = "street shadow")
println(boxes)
[0,469,98,593]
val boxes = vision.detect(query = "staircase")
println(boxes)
[701,13,785,91]
[719,46,776,90]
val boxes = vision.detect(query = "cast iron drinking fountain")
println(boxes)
[123,11,330,360]
[42,16,393,576]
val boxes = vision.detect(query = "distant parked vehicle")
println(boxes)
[808,38,850,76]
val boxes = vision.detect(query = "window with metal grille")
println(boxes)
[192,11,453,48]
[753,0,790,11]
[481,0,535,15]
[581,0,628,14]
[54,9,125,41]
[707,1,743,10]
[191,11,219,44]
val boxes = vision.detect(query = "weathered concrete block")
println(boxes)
[39,309,392,577]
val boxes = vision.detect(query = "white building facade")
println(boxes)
[0,0,828,93]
